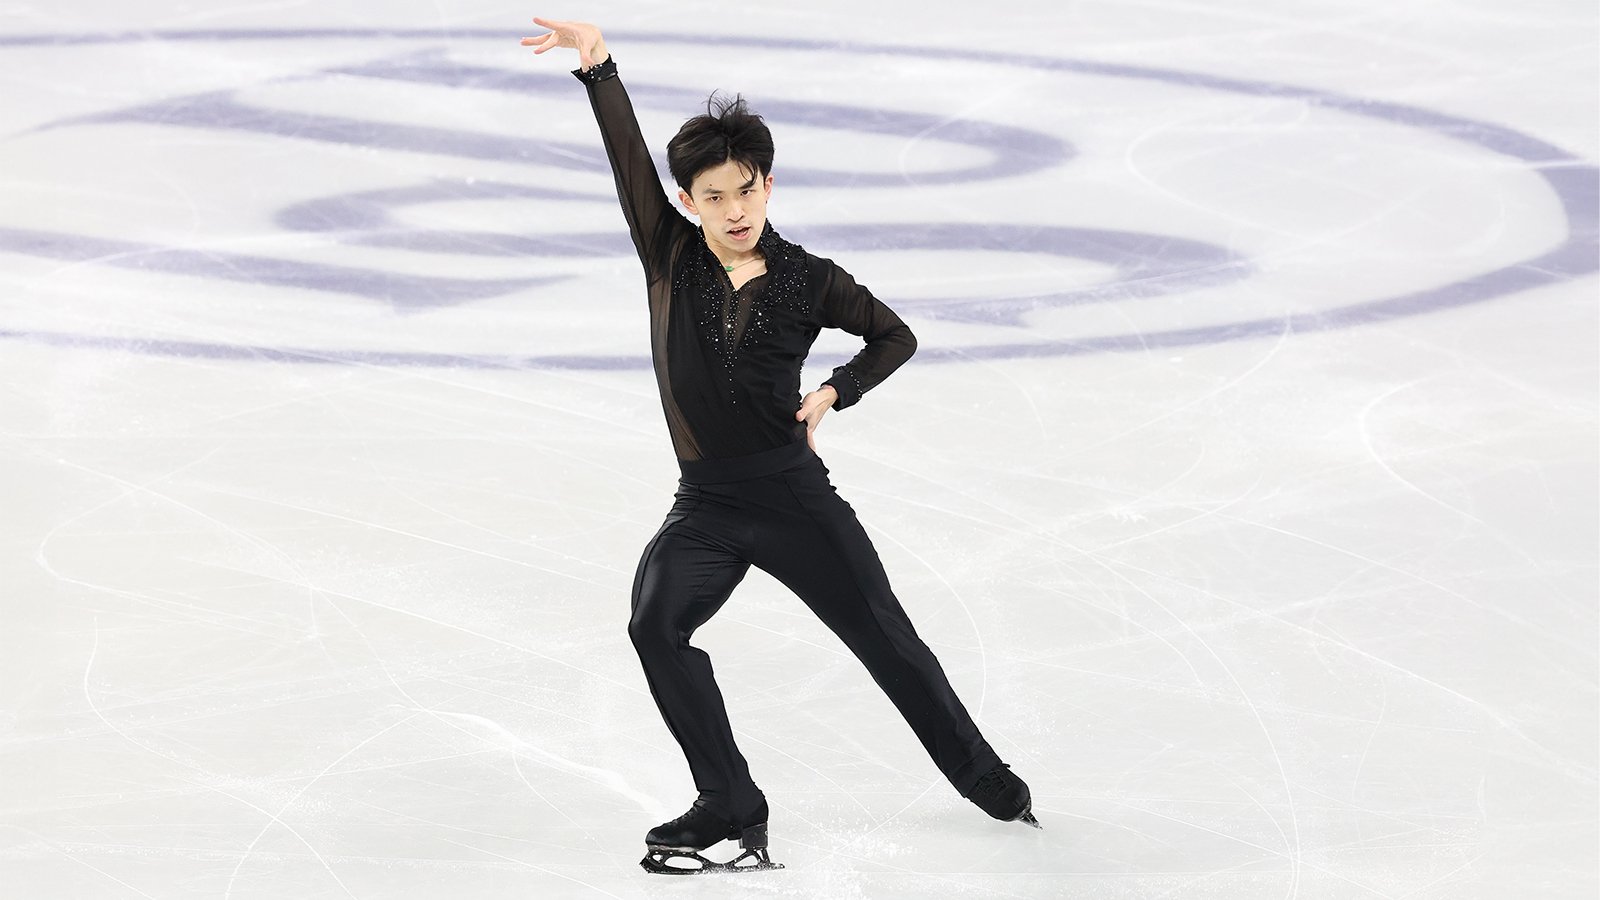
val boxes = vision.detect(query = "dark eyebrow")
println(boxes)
[701,176,757,197]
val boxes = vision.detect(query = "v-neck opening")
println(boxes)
[719,270,769,351]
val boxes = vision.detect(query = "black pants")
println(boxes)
[628,440,1000,819]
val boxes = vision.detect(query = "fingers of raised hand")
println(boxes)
[520,31,561,51]
[525,17,574,47]
[531,17,592,44]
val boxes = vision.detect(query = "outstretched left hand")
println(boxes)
[796,385,838,452]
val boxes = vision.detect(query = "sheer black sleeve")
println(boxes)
[814,259,918,410]
[573,57,688,281]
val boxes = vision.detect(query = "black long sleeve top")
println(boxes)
[573,57,917,463]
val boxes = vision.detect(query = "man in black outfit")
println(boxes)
[522,17,1038,875]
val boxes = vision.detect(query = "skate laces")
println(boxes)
[664,799,711,828]
[971,763,1012,798]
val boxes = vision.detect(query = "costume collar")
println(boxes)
[679,221,806,301]
[676,221,810,358]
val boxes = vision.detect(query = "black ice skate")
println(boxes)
[966,763,1042,829]
[639,798,783,875]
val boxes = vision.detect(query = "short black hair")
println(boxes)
[666,92,774,194]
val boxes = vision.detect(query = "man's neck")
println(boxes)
[704,232,765,270]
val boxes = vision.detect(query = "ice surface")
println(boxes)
[1,1,1596,898]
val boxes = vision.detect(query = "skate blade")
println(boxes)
[1016,809,1043,830]
[640,846,784,875]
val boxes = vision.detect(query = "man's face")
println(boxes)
[678,159,774,259]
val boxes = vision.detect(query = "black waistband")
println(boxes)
[677,438,816,484]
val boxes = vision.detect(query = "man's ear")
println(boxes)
[762,173,773,199]
[678,190,698,217]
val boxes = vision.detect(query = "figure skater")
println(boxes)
[522,16,1038,875]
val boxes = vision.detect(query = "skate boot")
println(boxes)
[639,798,783,874]
[966,763,1042,829]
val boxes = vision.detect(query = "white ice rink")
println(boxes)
[2,1,1596,898]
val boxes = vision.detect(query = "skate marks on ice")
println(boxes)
[423,710,666,821]
[2,2,1596,899]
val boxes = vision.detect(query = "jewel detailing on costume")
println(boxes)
[825,365,863,409]
[569,55,618,84]
[674,222,810,407]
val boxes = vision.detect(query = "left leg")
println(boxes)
[748,457,1002,796]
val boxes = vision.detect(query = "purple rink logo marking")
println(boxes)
[0,28,1594,370]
